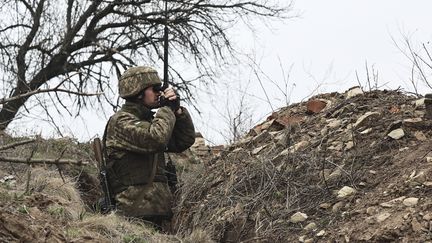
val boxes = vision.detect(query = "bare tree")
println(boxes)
[392,34,432,94]
[0,0,292,130]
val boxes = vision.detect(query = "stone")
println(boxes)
[316,230,326,237]
[290,140,310,152]
[423,213,432,221]
[304,222,317,231]
[414,98,426,109]
[412,171,427,184]
[304,239,314,243]
[360,128,373,134]
[337,186,357,198]
[427,157,432,163]
[326,168,343,182]
[307,99,327,114]
[327,119,342,129]
[366,207,377,215]
[346,87,364,98]
[354,112,380,128]
[376,212,391,223]
[290,212,308,223]
[412,218,423,232]
[380,202,393,208]
[387,128,405,140]
[403,118,423,124]
[319,203,332,209]
[299,235,306,242]
[345,141,354,150]
[414,131,427,141]
[332,202,345,213]
[403,197,419,207]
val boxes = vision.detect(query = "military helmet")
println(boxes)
[118,66,162,98]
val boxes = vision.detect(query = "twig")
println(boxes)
[0,156,88,165]
[25,147,36,195]
[0,139,36,151]
[55,147,68,183]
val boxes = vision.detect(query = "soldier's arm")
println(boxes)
[110,106,176,153]
[166,107,196,153]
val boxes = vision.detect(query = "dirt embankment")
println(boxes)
[174,88,432,242]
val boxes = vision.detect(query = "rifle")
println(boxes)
[93,137,115,213]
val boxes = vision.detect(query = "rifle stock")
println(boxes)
[93,137,115,212]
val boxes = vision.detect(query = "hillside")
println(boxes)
[1,88,432,242]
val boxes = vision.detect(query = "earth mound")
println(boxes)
[174,88,432,242]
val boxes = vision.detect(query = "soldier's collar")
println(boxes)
[122,101,155,120]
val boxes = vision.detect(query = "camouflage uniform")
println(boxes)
[104,66,195,221]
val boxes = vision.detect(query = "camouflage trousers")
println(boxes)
[115,182,173,220]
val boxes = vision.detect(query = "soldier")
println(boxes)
[103,66,195,229]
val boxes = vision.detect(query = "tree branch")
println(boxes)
[0,156,89,165]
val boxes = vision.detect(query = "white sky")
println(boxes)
[7,0,432,145]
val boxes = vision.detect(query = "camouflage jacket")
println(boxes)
[104,101,195,194]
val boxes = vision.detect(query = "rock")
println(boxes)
[304,239,314,243]
[307,99,327,114]
[424,181,432,187]
[412,171,427,184]
[319,203,332,209]
[423,213,432,221]
[414,131,427,141]
[427,157,432,163]
[376,212,391,223]
[327,119,342,129]
[299,235,306,242]
[353,112,380,128]
[366,207,377,215]
[403,197,419,207]
[345,141,354,150]
[412,218,423,232]
[360,128,373,134]
[304,222,317,231]
[326,168,343,182]
[316,230,326,237]
[290,140,310,152]
[386,120,403,133]
[290,212,308,223]
[414,98,426,109]
[337,186,357,198]
[403,117,423,125]
[380,202,393,208]
[332,202,345,213]
[387,128,405,140]
[346,87,364,98]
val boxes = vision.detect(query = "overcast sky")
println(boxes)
[8,0,432,145]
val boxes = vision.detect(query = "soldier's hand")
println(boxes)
[163,86,180,112]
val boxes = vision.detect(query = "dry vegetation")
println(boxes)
[2,88,432,242]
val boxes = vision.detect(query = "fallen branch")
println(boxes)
[0,139,36,151]
[0,156,89,165]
